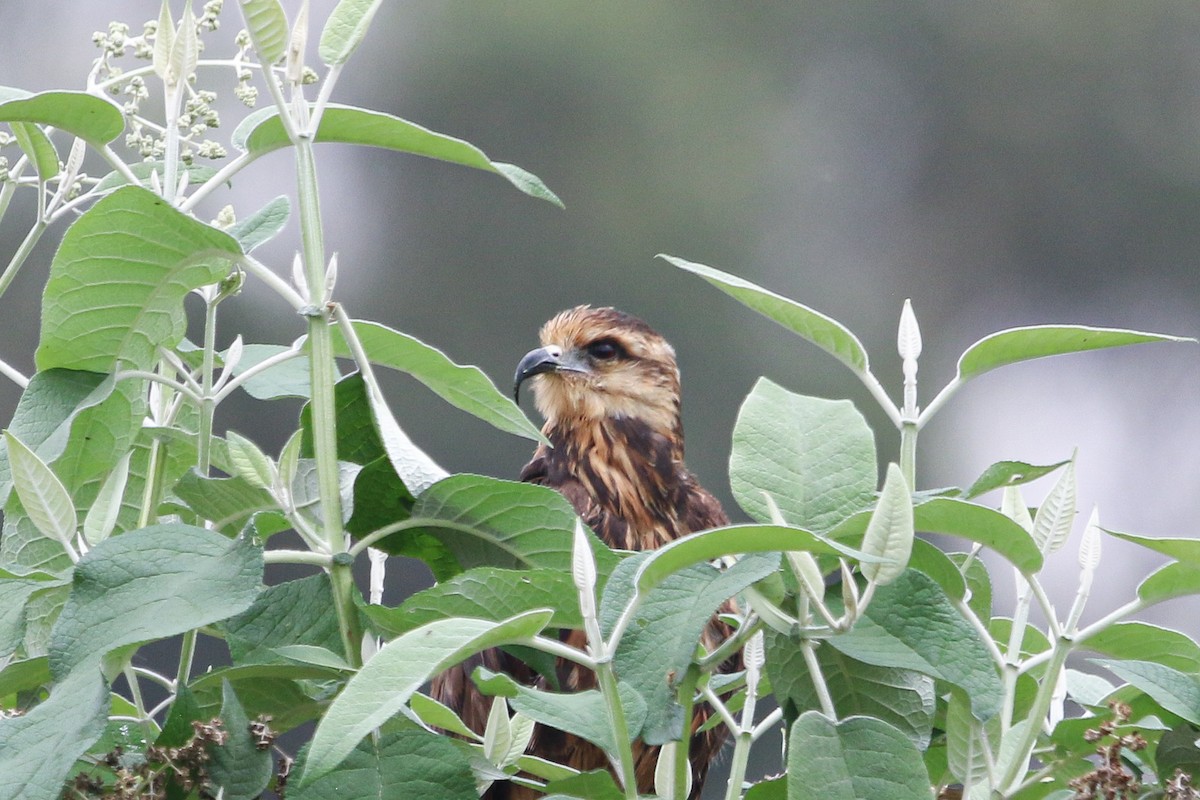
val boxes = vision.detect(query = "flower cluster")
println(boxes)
[92,3,247,164]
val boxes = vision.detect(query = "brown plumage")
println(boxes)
[433,306,731,799]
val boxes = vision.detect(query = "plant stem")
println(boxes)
[917,377,960,429]
[856,370,903,429]
[122,664,158,741]
[674,666,700,798]
[998,641,1071,793]
[162,83,182,205]
[235,254,307,312]
[999,565,1038,735]
[595,659,638,799]
[0,220,46,302]
[899,420,918,489]
[800,640,836,718]
[294,133,362,669]
[0,156,29,223]
[175,629,197,690]
[262,549,334,567]
[197,297,218,474]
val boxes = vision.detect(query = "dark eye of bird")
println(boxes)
[586,339,623,361]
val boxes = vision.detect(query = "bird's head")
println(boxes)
[514,306,682,436]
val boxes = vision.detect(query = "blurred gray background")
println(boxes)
[3,1,1200,788]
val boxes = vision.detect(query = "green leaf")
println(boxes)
[4,432,77,555]
[240,0,289,64]
[232,104,562,206]
[173,469,284,536]
[786,712,933,800]
[290,721,478,800]
[0,87,124,145]
[1155,724,1200,786]
[273,645,352,671]
[0,578,65,656]
[860,463,914,586]
[36,185,242,373]
[545,770,626,800]
[359,367,448,495]
[20,585,70,658]
[9,121,59,180]
[633,523,880,598]
[367,567,584,636]
[299,610,553,786]
[601,553,779,743]
[745,777,787,800]
[221,574,342,666]
[232,343,311,399]
[81,450,131,546]
[1081,622,1200,673]
[955,325,1194,383]
[944,688,989,790]
[157,682,204,748]
[153,0,175,79]
[908,539,966,602]
[48,524,263,679]
[951,553,994,622]
[1137,561,1200,606]
[409,692,478,740]
[207,681,273,800]
[402,474,619,578]
[330,319,546,443]
[730,378,877,533]
[659,255,869,374]
[1031,458,1075,556]
[189,663,334,733]
[765,631,935,749]
[93,159,217,192]
[318,0,382,65]
[170,2,200,89]
[301,372,386,464]
[228,194,290,253]
[0,668,107,800]
[0,369,107,508]
[0,657,51,698]
[830,498,1043,574]
[225,429,277,489]
[829,569,1002,721]
[474,667,646,754]
[962,459,1071,500]
[1107,529,1200,562]
[1095,659,1200,724]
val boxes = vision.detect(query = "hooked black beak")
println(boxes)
[514,345,589,403]
[514,346,563,403]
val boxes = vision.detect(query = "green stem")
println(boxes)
[595,659,639,799]
[724,647,761,800]
[0,220,47,302]
[856,369,903,429]
[1000,574,1034,733]
[198,298,218,474]
[998,642,1071,793]
[0,156,29,223]
[162,83,182,204]
[674,666,700,799]
[262,549,334,567]
[122,664,158,741]
[800,640,836,718]
[899,420,918,489]
[724,729,753,800]
[175,629,197,691]
[295,134,362,669]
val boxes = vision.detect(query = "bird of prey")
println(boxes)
[432,306,732,799]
